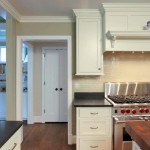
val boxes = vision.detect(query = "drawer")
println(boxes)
[1,128,21,150]
[78,138,111,150]
[78,119,111,136]
[78,108,111,118]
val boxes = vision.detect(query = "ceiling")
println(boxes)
[1,0,150,22]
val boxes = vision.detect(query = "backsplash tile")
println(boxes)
[73,52,150,92]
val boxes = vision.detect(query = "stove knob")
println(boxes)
[145,108,149,113]
[139,108,144,113]
[132,109,136,114]
[126,109,130,113]
[121,109,125,114]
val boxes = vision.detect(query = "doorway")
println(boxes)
[16,36,73,144]
[42,47,68,122]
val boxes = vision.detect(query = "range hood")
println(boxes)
[106,30,150,48]
[101,3,150,52]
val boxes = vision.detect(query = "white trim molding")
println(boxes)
[101,3,150,13]
[72,135,76,144]
[20,16,74,22]
[0,0,74,22]
[16,35,73,144]
[0,0,21,21]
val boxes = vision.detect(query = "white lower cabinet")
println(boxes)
[1,127,22,150]
[132,141,141,150]
[78,137,111,150]
[76,107,112,150]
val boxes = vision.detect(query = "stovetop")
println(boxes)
[108,95,150,104]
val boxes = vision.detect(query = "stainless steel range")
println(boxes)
[105,82,150,150]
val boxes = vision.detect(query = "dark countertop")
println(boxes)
[0,121,22,148]
[74,92,113,107]
[125,121,150,150]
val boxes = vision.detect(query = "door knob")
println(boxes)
[55,88,58,91]
[60,88,63,91]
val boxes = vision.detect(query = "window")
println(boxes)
[0,47,6,63]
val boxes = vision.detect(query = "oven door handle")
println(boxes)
[113,117,126,124]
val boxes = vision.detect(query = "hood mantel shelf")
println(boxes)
[106,30,150,48]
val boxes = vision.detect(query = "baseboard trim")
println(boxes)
[68,134,76,145]
[72,135,76,144]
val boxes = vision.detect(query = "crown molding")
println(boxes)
[0,0,74,22]
[73,9,101,18]
[19,16,74,22]
[0,0,21,21]
[101,3,150,12]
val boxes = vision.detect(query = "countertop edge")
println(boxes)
[0,121,22,148]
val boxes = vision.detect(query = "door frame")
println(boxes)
[42,47,67,123]
[16,36,73,144]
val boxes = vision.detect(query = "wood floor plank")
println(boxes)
[21,123,76,150]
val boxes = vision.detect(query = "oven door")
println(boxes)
[113,117,132,150]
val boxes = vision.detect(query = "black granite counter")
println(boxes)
[74,92,113,107]
[0,121,22,148]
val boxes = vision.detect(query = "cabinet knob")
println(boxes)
[60,88,63,91]
[98,68,101,70]
[55,88,58,91]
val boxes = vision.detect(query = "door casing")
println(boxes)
[16,36,73,144]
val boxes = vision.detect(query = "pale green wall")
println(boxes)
[16,22,76,74]
[6,14,16,120]
[7,22,76,121]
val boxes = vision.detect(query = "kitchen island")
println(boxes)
[125,121,150,150]
[0,121,22,149]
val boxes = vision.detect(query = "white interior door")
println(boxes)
[43,48,68,122]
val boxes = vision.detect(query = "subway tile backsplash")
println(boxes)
[73,52,150,92]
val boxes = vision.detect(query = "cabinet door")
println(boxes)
[1,128,21,150]
[76,18,102,75]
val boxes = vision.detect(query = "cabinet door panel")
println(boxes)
[128,15,150,31]
[106,15,128,31]
[77,18,101,74]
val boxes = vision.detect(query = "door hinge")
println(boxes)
[44,53,46,57]
[44,109,46,114]
[44,81,45,85]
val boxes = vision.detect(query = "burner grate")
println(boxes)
[108,95,150,104]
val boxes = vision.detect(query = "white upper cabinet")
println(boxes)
[73,10,103,75]
[101,3,150,52]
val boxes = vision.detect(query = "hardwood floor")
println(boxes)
[21,123,76,150]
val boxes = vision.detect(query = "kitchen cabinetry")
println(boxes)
[76,107,112,150]
[132,141,142,150]
[73,10,103,75]
[0,127,22,150]
[101,3,150,51]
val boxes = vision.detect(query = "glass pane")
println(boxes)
[0,47,6,62]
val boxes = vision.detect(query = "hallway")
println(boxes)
[21,123,76,150]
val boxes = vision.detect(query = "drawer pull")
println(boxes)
[90,126,98,129]
[9,143,17,150]
[90,145,98,148]
[90,112,98,115]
